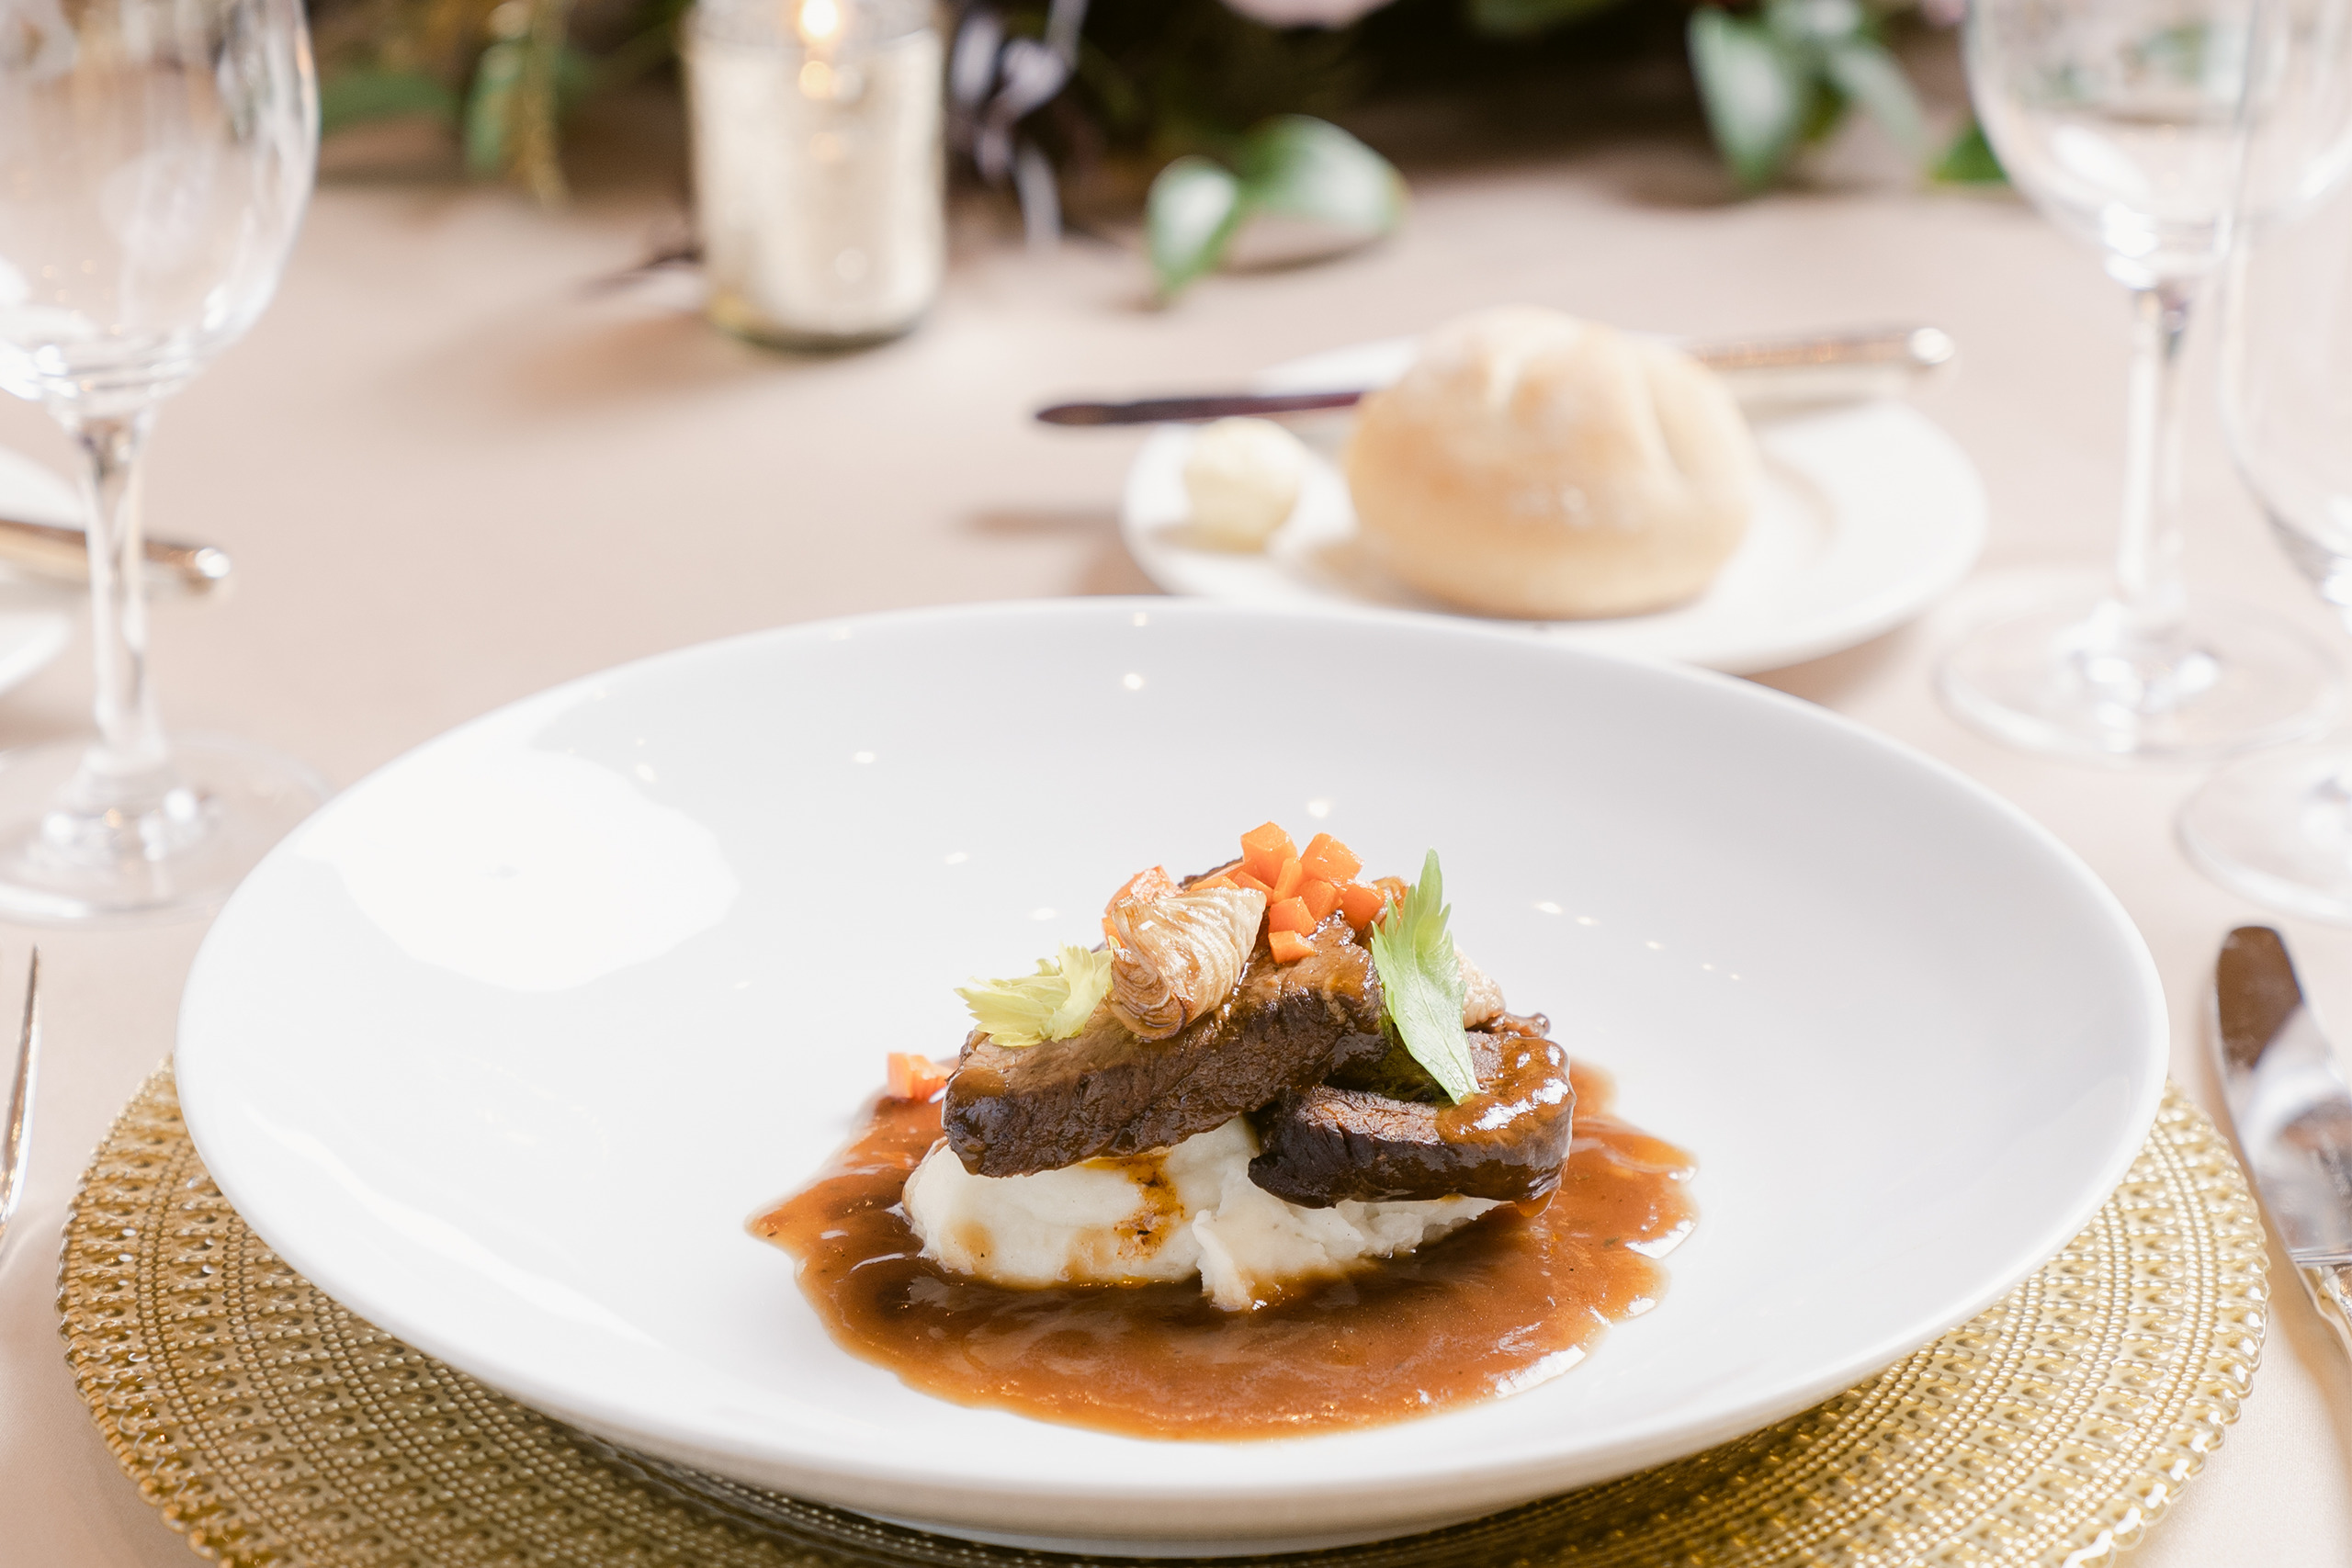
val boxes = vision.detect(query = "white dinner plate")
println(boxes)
[0,447,83,694]
[1120,338,1988,675]
[175,600,2163,1554]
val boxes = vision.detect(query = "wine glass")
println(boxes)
[0,0,327,922]
[1939,0,2341,761]
[2178,0,2352,918]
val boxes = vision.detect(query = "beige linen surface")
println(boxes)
[1,122,2347,1566]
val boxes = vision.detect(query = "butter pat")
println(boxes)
[1182,417,1307,548]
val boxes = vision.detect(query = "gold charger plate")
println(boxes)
[60,1067,2265,1568]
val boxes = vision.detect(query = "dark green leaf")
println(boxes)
[319,68,459,139]
[1822,39,1928,161]
[464,39,525,177]
[1934,119,2008,184]
[555,41,599,112]
[1237,115,1405,236]
[1689,8,1810,191]
[1761,0,1865,50]
[1148,154,1246,299]
[1466,0,1630,39]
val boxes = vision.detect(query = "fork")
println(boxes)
[0,950,40,1261]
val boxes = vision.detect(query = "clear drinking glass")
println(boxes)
[1940,0,2341,761]
[2178,0,2352,918]
[0,0,327,922]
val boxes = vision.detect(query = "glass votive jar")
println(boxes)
[684,0,944,347]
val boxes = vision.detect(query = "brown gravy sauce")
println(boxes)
[752,1063,1695,1439]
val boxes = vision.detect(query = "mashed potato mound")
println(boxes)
[901,1117,1498,1311]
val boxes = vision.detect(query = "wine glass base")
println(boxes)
[2179,746,2352,923]
[1938,591,2340,763]
[0,735,327,926]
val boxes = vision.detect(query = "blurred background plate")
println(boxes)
[172,601,2163,1555]
[1121,339,1987,675]
[0,447,82,694]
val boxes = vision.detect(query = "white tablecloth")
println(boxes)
[3,114,2348,1565]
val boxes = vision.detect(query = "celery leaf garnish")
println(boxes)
[957,945,1113,1048]
[1367,851,1477,1103]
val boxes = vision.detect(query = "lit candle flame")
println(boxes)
[797,0,841,46]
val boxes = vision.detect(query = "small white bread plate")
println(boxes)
[1120,338,1987,675]
[175,600,2163,1554]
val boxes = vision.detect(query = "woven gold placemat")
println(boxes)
[58,1067,2265,1568]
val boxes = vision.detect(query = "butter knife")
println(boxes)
[2213,925,2352,1357]
[1033,325,1959,426]
[0,515,232,598]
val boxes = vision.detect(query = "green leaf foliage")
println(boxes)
[1366,851,1478,1105]
[1689,8,1809,192]
[464,38,525,178]
[1822,39,1927,160]
[1760,0,1864,48]
[1935,119,2007,184]
[1689,0,1939,193]
[1147,115,1405,300]
[1238,115,1406,233]
[1147,155,1247,298]
[319,68,459,138]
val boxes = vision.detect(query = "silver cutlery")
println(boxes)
[0,515,232,598]
[1033,325,1960,426]
[2212,925,2352,1357]
[0,950,40,1262]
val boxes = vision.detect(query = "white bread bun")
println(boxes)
[1342,306,1760,619]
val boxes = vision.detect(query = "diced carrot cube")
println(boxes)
[1228,868,1273,897]
[1268,929,1315,964]
[1193,873,1238,891]
[1297,834,1362,884]
[886,1053,954,1101]
[1338,881,1390,933]
[1270,856,1306,900]
[1300,878,1341,921]
[1239,822,1297,884]
[1267,896,1315,934]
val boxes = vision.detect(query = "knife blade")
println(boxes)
[1033,325,1959,427]
[2212,924,2352,1356]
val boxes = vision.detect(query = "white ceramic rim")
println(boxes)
[175,599,2166,1544]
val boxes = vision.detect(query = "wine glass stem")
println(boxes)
[2110,277,2197,641]
[60,409,174,803]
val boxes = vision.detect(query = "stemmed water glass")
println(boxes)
[1941,0,2341,761]
[0,0,327,921]
[2177,0,2352,918]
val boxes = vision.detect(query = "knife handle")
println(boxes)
[2300,1262,2352,1362]
[0,514,231,598]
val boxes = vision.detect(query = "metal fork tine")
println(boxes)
[0,948,40,1255]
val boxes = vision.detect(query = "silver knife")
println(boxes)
[1033,325,1959,426]
[2212,925,2352,1357]
[0,514,232,598]
[0,949,38,1263]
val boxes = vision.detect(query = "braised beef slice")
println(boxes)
[1324,1010,1554,1102]
[1249,1024,1575,1206]
[943,919,1386,1178]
